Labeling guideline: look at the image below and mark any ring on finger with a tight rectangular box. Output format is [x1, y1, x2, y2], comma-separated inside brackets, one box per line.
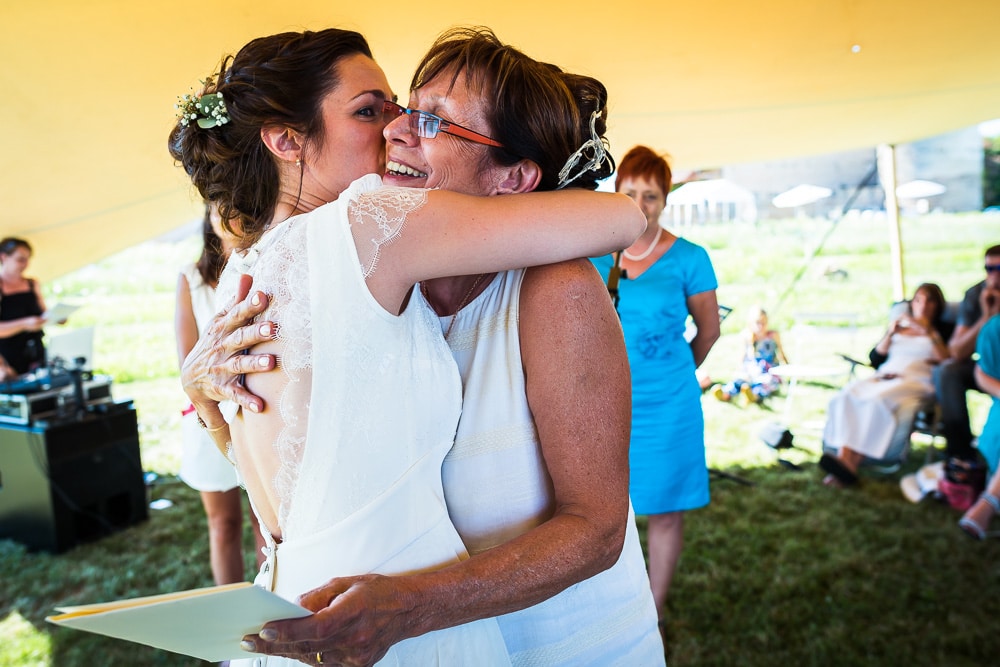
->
[316, 652, 324, 664]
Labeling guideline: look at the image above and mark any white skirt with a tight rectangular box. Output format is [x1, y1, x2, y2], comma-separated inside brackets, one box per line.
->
[178, 410, 240, 492]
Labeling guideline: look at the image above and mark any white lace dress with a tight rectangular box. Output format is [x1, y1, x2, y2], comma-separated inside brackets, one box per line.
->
[218, 175, 511, 666]
[823, 332, 938, 460]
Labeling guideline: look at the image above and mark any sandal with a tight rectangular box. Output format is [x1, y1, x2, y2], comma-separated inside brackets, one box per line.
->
[958, 493, 1000, 540]
[819, 453, 858, 487]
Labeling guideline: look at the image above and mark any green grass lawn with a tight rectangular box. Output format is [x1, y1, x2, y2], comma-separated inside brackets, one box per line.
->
[2, 213, 1000, 665]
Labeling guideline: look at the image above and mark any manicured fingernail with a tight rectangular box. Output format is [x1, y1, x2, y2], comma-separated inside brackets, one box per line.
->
[251, 293, 262, 306]
[259, 323, 272, 337]
[259, 629, 277, 641]
[258, 356, 271, 368]
[240, 640, 256, 651]
[249, 402, 261, 413]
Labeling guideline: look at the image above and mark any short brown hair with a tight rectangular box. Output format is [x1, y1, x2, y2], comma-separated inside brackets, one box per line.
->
[615, 146, 672, 200]
[411, 27, 614, 192]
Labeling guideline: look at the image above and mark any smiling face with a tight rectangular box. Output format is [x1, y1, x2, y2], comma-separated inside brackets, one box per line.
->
[383, 68, 504, 196]
[301, 53, 393, 202]
[617, 175, 666, 228]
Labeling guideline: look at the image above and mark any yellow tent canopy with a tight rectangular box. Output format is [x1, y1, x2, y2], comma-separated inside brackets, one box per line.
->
[4, 0, 999, 281]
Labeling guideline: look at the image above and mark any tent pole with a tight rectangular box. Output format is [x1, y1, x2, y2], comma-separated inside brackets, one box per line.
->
[877, 143, 906, 301]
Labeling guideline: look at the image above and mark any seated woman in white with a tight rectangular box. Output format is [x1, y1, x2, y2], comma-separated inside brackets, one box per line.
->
[820, 283, 951, 487]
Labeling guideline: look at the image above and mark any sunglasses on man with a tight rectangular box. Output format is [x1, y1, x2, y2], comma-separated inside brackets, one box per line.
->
[383, 100, 504, 148]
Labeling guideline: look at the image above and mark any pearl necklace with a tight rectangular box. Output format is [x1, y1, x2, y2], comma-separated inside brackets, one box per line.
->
[622, 226, 663, 262]
[421, 273, 488, 340]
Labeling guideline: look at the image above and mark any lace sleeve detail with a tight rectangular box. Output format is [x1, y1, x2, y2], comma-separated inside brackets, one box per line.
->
[348, 186, 429, 278]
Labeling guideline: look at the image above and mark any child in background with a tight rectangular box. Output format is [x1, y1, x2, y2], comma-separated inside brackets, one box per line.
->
[714, 306, 788, 404]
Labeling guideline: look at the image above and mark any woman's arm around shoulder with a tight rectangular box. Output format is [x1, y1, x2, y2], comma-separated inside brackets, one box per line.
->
[373, 189, 645, 294]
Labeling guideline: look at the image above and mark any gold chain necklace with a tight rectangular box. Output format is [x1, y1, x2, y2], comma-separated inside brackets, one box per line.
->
[421, 273, 488, 340]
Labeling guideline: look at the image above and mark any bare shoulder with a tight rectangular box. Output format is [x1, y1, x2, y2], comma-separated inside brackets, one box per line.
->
[521, 259, 609, 308]
[520, 260, 622, 359]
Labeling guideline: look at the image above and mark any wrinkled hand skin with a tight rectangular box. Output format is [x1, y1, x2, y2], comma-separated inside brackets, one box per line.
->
[243, 574, 420, 667]
[181, 274, 276, 417]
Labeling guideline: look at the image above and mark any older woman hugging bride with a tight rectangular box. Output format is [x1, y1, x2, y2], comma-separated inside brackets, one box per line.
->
[173, 26, 661, 667]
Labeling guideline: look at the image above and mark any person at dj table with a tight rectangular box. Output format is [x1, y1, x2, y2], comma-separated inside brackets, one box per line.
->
[0, 237, 50, 375]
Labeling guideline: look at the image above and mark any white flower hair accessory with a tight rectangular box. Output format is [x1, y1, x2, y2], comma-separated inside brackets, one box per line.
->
[175, 90, 230, 129]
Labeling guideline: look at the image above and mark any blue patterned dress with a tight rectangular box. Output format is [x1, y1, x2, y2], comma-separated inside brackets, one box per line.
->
[593, 238, 718, 514]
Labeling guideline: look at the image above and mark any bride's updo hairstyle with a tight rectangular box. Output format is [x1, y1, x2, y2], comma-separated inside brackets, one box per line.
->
[410, 27, 615, 193]
[168, 29, 373, 245]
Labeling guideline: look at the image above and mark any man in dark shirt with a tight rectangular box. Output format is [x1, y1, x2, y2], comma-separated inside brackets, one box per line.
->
[936, 244, 1000, 459]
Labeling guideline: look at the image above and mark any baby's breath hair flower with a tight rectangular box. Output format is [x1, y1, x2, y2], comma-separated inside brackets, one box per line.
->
[175, 90, 230, 129]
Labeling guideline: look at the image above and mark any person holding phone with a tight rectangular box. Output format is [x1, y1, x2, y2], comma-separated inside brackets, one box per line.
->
[935, 244, 1000, 462]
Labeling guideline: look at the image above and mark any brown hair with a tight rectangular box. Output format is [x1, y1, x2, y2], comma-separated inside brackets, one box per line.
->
[0, 237, 31, 258]
[911, 282, 946, 327]
[615, 145, 673, 201]
[195, 204, 229, 287]
[168, 29, 373, 246]
[410, 27, 614, 192]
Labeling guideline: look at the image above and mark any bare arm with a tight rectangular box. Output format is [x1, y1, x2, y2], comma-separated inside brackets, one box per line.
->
[975, 365, 1000, 399]
[949, 286, 1000, 360]
[174, 273, 198, 368]
[368, 189, 644, 311]
[688, 290, 720, 368]
[243, 260, 632, 666]
[0, 315, 44, 339]
[32, 279, 48, 316]
[773, 331, 789, 364]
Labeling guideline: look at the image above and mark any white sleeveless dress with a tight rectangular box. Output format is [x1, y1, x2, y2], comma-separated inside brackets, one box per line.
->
[823, 332, 938, 460]
[178, 264, 240, 492]
[218, 175, 511, 666]
[431, 269, 665, 667]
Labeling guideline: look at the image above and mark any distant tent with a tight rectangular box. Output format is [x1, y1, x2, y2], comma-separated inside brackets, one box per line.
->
[665, 179, 758, 226]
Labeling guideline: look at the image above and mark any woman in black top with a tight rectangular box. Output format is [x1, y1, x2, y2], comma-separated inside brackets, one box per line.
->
[0, 237, 47, 374]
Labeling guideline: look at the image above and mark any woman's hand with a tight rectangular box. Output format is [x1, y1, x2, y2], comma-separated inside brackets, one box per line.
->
[22, 315, 45, 332]
[181, 274, 277, 417]
[889, 316, 909, 335]
[241, 574, 417, 667]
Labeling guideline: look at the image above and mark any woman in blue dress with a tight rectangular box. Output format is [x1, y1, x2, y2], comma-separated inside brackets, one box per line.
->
[593, 145, 720, 634]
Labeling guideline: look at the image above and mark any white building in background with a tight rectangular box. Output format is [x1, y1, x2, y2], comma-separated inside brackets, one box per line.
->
[721, 126, 985, 219]
[664, 178, 758, 226]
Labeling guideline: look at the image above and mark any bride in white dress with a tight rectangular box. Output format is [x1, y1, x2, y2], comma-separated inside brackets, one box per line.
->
[821, 283, 951, 486]
[169, 29, 644, 666]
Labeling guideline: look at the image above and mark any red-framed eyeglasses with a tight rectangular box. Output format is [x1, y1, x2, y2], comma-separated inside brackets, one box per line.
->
[383, 100, 504, 148]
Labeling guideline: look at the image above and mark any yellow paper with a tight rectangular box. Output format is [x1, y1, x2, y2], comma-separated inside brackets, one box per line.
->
[47, 582, 310, 662]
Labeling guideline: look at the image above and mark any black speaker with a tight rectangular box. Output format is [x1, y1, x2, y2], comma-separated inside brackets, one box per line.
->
[0, 401, 148, 553]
